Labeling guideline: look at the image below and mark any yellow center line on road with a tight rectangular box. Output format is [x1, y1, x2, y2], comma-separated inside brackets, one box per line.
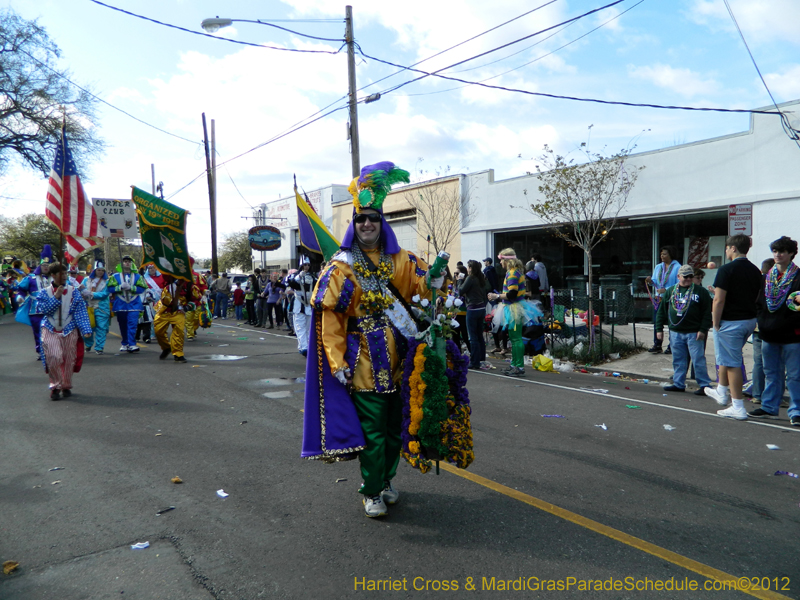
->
[439, 462, 791, 600]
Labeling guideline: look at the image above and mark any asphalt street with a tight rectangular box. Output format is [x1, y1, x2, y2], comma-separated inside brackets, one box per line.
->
[1, 315, 799, 600]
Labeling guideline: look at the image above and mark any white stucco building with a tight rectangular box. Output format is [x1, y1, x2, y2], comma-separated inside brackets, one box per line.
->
[461, 100, 800, 299]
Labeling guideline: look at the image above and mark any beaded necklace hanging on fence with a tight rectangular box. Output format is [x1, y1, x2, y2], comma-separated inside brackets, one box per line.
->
[668, 284, 694, 327]
[351, 242, 395, 314]
[765, 263, 799, 313]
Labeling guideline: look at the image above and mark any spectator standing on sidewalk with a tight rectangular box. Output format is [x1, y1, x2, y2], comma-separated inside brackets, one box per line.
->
[212, 273, 231, 319]
[460, 260, 490, 370]
[263, 273, 283, 329]
[705, 235, 763, 420]
[747, 258, 780, 403]
[748, 237, 800, 425]
[655, 264, 713, 395]
[254, 269, 267, 327]
[245, 274, 258, 325]
[646, 246, 681, 354]
[483, 257, 500, 293]
[233, 283, 245, 321]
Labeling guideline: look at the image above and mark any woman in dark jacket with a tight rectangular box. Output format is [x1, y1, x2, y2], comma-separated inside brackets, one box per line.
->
[245, 274, 258, 326]
[460, 260, 490, 369]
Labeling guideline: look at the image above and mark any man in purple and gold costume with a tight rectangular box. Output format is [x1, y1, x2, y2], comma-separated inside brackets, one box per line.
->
[302, 162, 443, 518]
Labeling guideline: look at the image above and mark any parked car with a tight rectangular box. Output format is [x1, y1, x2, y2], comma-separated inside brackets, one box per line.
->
[228, 273, 248, 290]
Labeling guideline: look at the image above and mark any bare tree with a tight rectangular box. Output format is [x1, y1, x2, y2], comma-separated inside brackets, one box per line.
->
[522, 142, 643, 349]
[402, 164, 476, 257]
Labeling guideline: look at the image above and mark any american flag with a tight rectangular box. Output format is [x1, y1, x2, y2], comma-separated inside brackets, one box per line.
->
[45, 128, 102, 264]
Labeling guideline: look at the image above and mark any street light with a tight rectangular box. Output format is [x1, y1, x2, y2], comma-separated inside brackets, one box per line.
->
[200, 8, 364, 178]
[200, 18, 233, 33]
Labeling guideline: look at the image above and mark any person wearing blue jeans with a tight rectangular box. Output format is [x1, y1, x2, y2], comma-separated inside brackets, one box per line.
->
[107, 256, 146, 353]
[656, 264, 713, 395]
[749, 236, 800, 425]
[459, 261, 490, 369]
[705, 236, 763, 420]
[647, 246, 681, 354]
[748, 258, 777, 402]
[212, 273, 231, 319]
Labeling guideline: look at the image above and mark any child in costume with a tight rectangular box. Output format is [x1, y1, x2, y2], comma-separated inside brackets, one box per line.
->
[106, 255, 146, 353]
[79, 260, 111, 354]
[302, 161, 441, 518]
[37, 263, 92, 400]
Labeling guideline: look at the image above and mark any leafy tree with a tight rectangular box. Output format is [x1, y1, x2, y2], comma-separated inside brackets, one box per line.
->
[522, 142, 644, 350]
[218, 231, 253, 273]
[0, 9, 104, 177]
[402, 163, 476, 258]
[0, 213, 61, 263]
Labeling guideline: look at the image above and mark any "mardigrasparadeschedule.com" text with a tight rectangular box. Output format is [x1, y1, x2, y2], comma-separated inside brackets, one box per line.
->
[354, 575, 792, 593]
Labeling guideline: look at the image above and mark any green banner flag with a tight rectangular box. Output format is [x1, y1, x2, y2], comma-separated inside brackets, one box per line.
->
[131, 186, 192, 281]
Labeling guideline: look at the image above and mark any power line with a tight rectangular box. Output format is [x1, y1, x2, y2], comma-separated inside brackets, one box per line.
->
[167, 101, 352, 201]
[0, 32, 201, 146]
[722, 0, 800, 148]
[359, 44, 783, 117]
[87, 0, 344, 55]
[370, 0, 626, 96]
[402, 0, 645, 98]
[356, 0, 563, 95]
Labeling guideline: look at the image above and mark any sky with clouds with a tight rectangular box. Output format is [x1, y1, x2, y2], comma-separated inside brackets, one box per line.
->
[2, 0, 799, 258]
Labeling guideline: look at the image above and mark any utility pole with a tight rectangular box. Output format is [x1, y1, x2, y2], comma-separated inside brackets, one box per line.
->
[151, 164, 155, 195]
[345, 5, 360, 179]
[202, 113, 219, 275]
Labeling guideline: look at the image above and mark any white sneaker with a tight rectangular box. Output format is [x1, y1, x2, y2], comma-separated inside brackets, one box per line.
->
[363, 494, 388, 517]
[717, 405, 748, 420]
[380, 481, 399, 505]
[128, 345, 140, 353]
[119, 345, 128, 353]
[704, 387, 730, 406]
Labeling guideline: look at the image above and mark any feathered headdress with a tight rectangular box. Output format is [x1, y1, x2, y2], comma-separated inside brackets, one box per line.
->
[348, 161, 410, 214]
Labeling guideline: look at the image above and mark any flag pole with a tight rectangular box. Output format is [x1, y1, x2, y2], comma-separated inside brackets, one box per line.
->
[60, 116, 67, 267]
[58, 115, 67, 327]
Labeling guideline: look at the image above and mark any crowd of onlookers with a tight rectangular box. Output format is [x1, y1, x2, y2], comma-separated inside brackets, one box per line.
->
[650, 235, 800, 426]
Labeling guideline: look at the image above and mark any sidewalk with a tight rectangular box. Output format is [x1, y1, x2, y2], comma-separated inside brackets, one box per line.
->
[570, 323, 754, 386]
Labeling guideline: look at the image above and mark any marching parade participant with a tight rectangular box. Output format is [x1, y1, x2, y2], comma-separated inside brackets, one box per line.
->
[185, 258, 207, 341]
[36, 262, 92, 400]
[138, 263, 165, 344]
[15, 245, 53, 358]
[301, 161, 442, 518]
[106, 255, 146, 353]
[288, 258, 316, 356]
[79, 260, 111, 355]
[154, 273, 201, 363]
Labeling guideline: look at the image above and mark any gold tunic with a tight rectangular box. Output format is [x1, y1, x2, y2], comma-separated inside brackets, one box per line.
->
[313, 248, 430, 392]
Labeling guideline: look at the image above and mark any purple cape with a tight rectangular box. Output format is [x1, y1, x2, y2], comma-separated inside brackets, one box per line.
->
[302, 309, 366, 461]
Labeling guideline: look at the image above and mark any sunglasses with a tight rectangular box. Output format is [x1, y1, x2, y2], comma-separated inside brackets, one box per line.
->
[679, 274, 694, 279]
[354, 213, 382, 224]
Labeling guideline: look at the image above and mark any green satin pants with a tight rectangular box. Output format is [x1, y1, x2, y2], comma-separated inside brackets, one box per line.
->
[508, 323, 524, 368]
[351, 390, 402, 496]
